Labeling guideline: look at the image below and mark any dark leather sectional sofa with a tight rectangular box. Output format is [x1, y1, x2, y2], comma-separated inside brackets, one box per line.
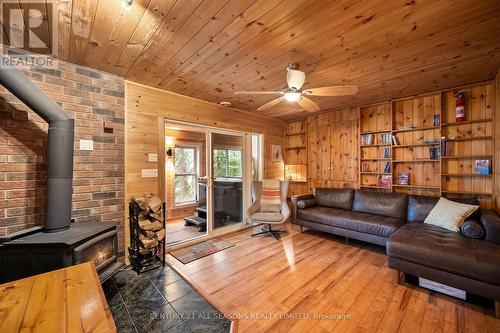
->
[291, 188, 500, 317]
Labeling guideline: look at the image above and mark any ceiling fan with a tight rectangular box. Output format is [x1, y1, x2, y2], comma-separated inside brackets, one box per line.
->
[234, 64, 358, 112]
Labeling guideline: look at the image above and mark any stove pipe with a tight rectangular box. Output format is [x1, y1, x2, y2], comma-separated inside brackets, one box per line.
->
[0, 61, 74, 233]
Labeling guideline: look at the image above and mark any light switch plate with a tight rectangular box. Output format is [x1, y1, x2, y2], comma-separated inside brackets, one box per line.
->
[141, 169, 158, 178]
[148, 153, 158, 162]
[80, 139, 93, 151]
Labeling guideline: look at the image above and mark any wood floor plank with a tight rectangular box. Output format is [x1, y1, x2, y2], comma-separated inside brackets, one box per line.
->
[165, 224, 500, 332]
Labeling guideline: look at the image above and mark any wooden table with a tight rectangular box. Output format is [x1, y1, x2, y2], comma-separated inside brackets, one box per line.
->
[0, 262, 116, 333]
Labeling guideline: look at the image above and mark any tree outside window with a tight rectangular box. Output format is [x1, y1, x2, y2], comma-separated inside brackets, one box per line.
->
[213, 149, 242, 177]
[174, 146, 197, 205]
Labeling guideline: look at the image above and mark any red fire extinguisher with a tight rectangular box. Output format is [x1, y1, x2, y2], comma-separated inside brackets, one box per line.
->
[455, 92, 465, 122]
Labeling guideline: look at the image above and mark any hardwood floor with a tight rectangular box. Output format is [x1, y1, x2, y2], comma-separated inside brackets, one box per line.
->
[166, 224, 500, 332]
[166, 219, 206, 245]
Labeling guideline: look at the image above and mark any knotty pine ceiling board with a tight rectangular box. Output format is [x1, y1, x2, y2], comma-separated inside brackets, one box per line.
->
[11, 0, 500, 119]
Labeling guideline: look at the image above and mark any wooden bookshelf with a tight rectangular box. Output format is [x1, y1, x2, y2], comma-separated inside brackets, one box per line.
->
[285, 119, 308, 196]
[359, 102, 392, 191]
[440, 83, 494, 207]
[356, 81, 495, 207]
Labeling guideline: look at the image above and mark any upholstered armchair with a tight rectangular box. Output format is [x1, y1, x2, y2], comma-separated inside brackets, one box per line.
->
[247, 180, 290, 240]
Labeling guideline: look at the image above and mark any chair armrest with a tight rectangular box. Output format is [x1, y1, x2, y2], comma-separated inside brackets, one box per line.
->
[290, 193, 315, 224]
[247, 201, 260, 221]
[281, 200, 291, 223]
[480, 210, 500, 244]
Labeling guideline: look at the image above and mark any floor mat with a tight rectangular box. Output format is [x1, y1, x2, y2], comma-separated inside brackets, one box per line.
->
[169, 238, 235, 264]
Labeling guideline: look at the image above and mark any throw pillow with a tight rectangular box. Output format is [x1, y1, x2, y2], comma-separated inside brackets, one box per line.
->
[260, 179, 281, 213]
[460, 219, 485, 239]
[424, 197, 479, 232]
[297, 199, 317, 209]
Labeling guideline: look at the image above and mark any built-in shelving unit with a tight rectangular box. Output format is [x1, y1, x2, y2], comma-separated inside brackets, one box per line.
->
[440, 83, 495, 205]
[284, 119, 308, 196]
[357, 81, 495, 208]
[359, 102, 393, 191]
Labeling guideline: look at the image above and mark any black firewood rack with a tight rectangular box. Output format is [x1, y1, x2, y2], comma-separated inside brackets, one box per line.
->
[128, 200, 166, 274]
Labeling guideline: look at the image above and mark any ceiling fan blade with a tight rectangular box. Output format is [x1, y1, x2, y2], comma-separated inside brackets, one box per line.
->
[297, 96, 320, 112]
[303, 86, 358, 96]
[257, 97, 285, 111]
[234, 91, 281, 95]
[286, 69, 306, 89]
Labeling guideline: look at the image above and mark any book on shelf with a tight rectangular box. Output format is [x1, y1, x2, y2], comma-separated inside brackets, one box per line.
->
[361, 134, 374, 145]
[429, 147, 440, 160]
[383, 147, 391, 158]
[383, 161, 391, 173]
[391, 135, 400, 145]
[380, 175, 392, 188]
[474, 160, 491, 175]
[380, 133, 392, 144]
[441, 138, 453, 157]
[433, 114, 440, 126]
[397, 172, 410, 185]
[424, 139, 440, 144]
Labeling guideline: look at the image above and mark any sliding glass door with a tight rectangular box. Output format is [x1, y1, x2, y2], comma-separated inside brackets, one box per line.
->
[209, 132, 245, 232]
[165, 120, 262, 245]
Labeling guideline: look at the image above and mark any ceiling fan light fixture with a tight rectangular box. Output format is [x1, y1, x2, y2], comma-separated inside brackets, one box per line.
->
[284, 91, 301, 102]
[122, 0, 133, 10]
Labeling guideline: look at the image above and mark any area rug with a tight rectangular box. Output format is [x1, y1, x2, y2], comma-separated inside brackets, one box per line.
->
[169, 238, 235, 264]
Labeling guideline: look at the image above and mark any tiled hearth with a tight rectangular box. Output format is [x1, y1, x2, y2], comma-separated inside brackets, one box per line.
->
[103, 267, 231, 332]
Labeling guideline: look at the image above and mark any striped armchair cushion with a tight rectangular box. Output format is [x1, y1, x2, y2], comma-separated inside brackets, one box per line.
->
[260, 179, 281, 213]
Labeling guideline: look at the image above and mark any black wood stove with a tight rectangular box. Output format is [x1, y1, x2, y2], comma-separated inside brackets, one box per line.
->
[0, 58, 122, 283]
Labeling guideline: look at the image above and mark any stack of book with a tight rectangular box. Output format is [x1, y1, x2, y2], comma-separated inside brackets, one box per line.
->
[383, 147, 391, 158]
[361, 134, 374, 145]
[391, 135, 400, 145]
[429, 147, 440, 160]
[441, 138, 452, 157]
[380, 133, 392, 144]
[383, 161, 391, 173]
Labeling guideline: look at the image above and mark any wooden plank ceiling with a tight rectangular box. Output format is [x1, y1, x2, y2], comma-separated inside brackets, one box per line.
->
[25, 1, 500, 118]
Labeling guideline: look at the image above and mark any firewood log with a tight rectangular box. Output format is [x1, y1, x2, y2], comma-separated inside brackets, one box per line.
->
[139, 235, 158, 249]
[156, 229, 165, 241]
[149, 211, 163, 222]
[139, 229, 155, 239]
[138, 219, 162, 232]
[148, 195, 162, 213]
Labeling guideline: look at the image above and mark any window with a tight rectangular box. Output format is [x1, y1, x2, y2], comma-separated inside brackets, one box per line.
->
[174, 146, 198, 205]
[213, 149, 242, 177]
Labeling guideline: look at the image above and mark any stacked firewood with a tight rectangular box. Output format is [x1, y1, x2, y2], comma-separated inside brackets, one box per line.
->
[132, 194, 165, 254]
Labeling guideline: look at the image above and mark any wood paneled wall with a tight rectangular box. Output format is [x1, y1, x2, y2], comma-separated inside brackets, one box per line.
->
[307, 107, 359, 191]
[125, 81, 284, 257]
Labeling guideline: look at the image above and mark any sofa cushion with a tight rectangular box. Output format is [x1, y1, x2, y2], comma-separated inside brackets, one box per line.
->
[407, 195, 439, 222]
[460, 219, 484, 239]
[424, 197, 479, 232]
[314, 188, 354, 210]
[297, 198, 318, 209]
[297, 206, 402, 238]
[352, 191, 408, 220]
[387, 223, 500, 286]
[252, 212, 283, 222]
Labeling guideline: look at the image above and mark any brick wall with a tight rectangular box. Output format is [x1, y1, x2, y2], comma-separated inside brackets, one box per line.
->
[0, 56, 125, 255]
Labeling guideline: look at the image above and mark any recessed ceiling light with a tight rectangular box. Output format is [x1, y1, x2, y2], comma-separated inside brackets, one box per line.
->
[219, 101, 231, 107]
[122, 0, 133, 10]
